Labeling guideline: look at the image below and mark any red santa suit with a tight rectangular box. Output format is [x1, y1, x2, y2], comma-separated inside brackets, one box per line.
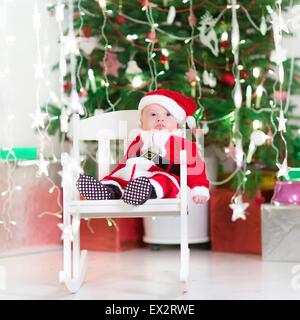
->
[77, 88, 210, 203]
[100, 129, 210, 199]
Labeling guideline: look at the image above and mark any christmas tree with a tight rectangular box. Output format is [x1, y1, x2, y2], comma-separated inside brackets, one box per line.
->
[44, 0, 300, 195]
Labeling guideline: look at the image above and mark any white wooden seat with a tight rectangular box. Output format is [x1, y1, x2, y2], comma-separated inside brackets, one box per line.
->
[59, 110, 190, 294]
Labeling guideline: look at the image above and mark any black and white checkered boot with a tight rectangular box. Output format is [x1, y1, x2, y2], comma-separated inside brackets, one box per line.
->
[76, 174, 115, 200]
[122, 177, 156, 206]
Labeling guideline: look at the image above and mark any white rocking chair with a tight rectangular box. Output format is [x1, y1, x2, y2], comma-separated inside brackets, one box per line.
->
[59, 110, 190, 294]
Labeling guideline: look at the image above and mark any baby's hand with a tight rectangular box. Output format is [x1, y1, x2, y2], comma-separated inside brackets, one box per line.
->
[192, 195, 209, 204]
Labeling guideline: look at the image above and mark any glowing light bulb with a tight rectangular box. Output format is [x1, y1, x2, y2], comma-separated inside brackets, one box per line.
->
[221, 31, 228, 42]
[252, 120, 262, 130]
[161, 48, 169, 56]
[255, 85, 264, 107]
[253, 67, 260, 79]
[88, 69, 97, 93]
[246, 85, 252, 108]
[49, 186, 55, 194]
[131, 75, 143, 88]
[98, 0, 106, 8]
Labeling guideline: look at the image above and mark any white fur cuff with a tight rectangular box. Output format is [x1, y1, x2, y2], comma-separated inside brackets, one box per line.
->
[191, 186, 210, 200]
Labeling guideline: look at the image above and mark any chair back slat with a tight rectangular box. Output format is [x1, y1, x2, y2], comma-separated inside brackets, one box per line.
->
[74, 110, 140, 179]
[77, 110, 140, 141]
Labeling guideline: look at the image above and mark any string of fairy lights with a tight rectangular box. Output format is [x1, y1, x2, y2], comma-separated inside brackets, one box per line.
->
[0, 0, 65, 238]
[0, 0, 18, 234]
[31, 0, 64, 224]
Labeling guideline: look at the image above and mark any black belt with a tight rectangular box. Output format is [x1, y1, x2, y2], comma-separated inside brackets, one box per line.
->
[136, 150, 180, 177]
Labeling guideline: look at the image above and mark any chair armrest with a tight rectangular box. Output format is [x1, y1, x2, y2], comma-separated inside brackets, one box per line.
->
[179, 149, 187, 203]
[61, 152, 80, 202]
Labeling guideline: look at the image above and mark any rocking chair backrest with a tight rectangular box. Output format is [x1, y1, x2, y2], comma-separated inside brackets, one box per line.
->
[72, 110, 140, 179]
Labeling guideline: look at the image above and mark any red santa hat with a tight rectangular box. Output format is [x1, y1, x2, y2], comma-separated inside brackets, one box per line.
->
[138, 89, 197, 128]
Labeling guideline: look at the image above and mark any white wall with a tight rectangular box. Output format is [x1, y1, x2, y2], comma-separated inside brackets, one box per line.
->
[0, 0, 60, 156]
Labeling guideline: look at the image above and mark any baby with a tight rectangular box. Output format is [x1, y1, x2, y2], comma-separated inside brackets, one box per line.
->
[77, 89, 210, 205]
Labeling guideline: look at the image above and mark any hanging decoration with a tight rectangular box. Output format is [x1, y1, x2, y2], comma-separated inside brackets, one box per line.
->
[160, 48, 169, 70]
[78, 37, 99, 55]
[228, 0, 250, 222]
[116, 15, 126, 24]
[198, 12, 219, 57]
[276, 158, 290, 180]
[146, 30, 158, 44]
[166, 6, 176, 25]
[186, 68, 197, 97]
[277, 109, 287, 133]
[220, 71, 235, 87]
[125, 60, 142, 75]
[246, 130, 269, 163]
[188, 13, 197, 28]
[100, 51, 123, 77]
[203, 70, 216, 88]
[260, 16, 268, 36]
[268, 2, 290, 180]
[229, 195, 249, 222]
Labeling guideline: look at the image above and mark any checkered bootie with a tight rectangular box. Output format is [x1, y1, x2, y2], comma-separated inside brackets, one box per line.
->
[76, 174, 115, 200]
[122, 177, 157, 206]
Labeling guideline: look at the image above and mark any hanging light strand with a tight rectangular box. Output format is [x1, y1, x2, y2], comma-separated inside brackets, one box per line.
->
[188, 0, 204, 119]
[99, 1, 117, 111]
[144, 3, 158, 91]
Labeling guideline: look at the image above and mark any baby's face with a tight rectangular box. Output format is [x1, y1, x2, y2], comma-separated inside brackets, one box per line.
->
[140, 104, 178, 131]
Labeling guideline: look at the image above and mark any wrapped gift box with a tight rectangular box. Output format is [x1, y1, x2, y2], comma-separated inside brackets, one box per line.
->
[210, 188, 262, 254]
[0, 162, 62, 254]
[80, 218, 144, 252]
[262, 204, 300, 262]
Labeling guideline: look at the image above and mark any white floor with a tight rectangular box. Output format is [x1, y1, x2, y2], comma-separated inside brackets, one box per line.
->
[0, 246, 299, 300]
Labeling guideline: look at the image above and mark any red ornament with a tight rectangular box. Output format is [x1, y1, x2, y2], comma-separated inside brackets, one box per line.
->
[116, 15, 126, 25]
[146, 31, 158, 44]
[139, 0, 151, 8]
[275, 90, 288, 102]
[188, 14, 197, 28]
[82, 26, 91, 38]
[240, 70, 249, 79]
[79, 88, 88, 97]
[220, 71, 235, 87]
[221, 40, 230, 49]
[63, 81, 72, 93]
[186, 68, 197, 83]
[160, 54, 168, 64]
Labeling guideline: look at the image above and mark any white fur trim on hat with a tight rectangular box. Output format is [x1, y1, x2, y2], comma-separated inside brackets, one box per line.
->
[186, 115, 196, 129]
[138, 94, 187, 124]
[191, 186, 210, 200]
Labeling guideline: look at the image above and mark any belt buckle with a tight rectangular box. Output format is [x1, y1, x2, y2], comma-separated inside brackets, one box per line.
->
[141, 150, 158, 161]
